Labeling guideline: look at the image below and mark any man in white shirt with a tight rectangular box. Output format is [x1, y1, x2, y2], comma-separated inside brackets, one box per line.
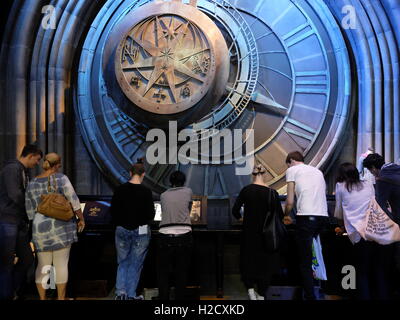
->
[283, 151, 328, 300]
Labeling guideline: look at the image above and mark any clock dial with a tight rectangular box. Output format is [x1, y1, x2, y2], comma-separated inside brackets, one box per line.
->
[215, 0, 350, 193]
[115, 14, 216, 114]
[76, 0, 351, 198]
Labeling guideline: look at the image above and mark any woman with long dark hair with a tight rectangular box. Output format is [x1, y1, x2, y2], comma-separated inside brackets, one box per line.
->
[334, 162, 392, 299]
[232, 164, 284, 300]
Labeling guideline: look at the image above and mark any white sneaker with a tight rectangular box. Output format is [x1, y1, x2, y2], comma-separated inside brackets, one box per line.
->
[248, 288, 257, 300]
[128, 295, 144, 300]
[256, 293, 265, 300]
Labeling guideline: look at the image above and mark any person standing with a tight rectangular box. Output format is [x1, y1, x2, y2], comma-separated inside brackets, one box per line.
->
[0, 144, 43, 300]
[232, 164, 284, 300]
[283, 151, 328, 300]
[157, 171, 193, 300]
[363, 153, 400, 291]
[334, 162, 391, 299]
[363, 153, 400, 224]
[110, 160, 155, 300]
[25, 153, 85, 300]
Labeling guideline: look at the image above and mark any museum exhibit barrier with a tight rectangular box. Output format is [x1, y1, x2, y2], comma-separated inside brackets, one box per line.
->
[63, 194, 372, 300]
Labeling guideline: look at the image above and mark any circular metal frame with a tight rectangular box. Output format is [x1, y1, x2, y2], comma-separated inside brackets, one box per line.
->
[114, 1, 226, 115]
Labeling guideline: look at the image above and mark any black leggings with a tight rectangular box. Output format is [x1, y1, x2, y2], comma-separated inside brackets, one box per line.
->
[354, 239, 393, 300]
[156, 232, 193, 300]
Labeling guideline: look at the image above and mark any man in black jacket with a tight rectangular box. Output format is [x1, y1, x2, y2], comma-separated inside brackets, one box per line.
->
[363, 153, 400, 224]
[363, 153, 400, 294]
[0, 145, 42, 300]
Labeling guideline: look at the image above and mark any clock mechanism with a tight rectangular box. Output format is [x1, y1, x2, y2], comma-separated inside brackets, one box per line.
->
[76, 0, 351, 198]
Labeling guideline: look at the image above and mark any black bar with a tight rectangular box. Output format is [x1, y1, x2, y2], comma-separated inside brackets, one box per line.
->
[216, 232, 224, 298]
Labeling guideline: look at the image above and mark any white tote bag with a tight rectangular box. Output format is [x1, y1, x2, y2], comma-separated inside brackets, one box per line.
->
[363, 198, 400, 245]
[311, 235, 327, 281]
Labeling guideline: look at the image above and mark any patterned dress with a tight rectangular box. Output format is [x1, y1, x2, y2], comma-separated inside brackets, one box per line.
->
[25, 173, 81, 252]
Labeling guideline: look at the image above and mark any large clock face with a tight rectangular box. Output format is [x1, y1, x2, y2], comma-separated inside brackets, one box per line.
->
[76, 0, 350, 198]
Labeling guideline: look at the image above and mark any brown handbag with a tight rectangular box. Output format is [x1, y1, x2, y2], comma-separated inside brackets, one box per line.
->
[37, 175, 74, 221]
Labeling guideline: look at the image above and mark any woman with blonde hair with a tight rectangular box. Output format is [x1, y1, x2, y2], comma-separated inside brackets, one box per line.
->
[25, 153, 84, 300]
[232, 163, 284, 300]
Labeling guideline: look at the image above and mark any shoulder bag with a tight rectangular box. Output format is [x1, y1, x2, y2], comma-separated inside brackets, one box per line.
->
[262, 189, 287, 252]
[362, 197, 400, 245]
[37, 175, 74, 221]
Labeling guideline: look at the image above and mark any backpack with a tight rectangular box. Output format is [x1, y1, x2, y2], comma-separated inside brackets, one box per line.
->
[262, 189, 287, 252]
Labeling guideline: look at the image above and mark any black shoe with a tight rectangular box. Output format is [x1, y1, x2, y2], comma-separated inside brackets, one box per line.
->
[13, 291, 26, 301]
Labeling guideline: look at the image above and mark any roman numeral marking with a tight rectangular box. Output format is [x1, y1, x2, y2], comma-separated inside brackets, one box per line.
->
[258, 50, 286, 55]
[255, 154, 278, 178]
[284, 118, 316, 141]
[282, 23, 314, 47]
[295, 71, 328, 95]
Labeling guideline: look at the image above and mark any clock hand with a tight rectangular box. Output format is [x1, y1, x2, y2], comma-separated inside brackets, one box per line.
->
[251, 91, 287, 116]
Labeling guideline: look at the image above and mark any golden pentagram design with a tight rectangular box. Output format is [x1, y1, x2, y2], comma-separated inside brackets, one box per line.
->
[115, 14, 216, 114]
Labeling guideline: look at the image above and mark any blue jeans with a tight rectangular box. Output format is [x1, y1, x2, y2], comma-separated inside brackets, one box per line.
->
[115, 226, 150, 298]
[0, 222, 34, 300]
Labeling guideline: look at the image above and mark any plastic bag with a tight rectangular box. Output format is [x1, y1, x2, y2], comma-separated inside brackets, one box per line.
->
[262, 189, 287, 252]
[311, 235, 327, 281]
